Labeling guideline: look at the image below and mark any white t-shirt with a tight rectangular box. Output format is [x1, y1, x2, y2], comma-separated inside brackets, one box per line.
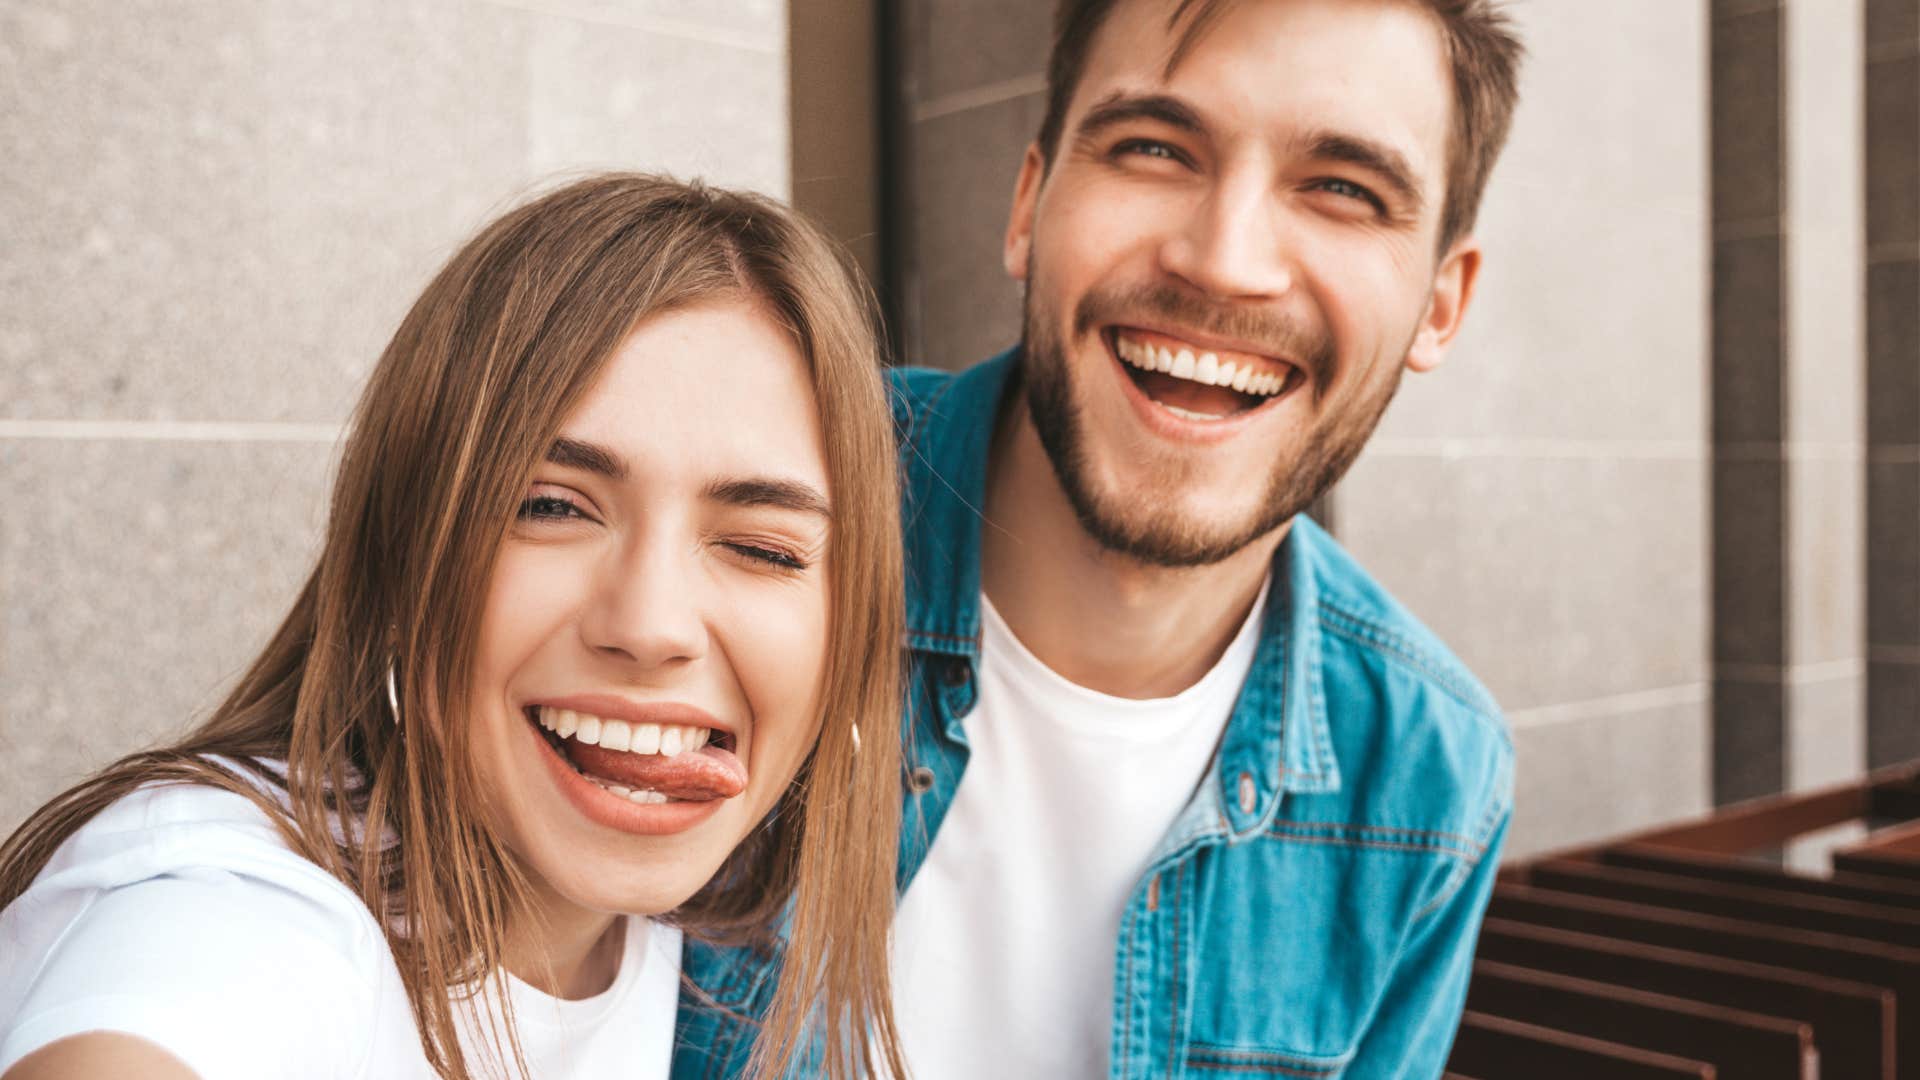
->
[0, 777, 682, 1080]
[888, 581, 1268, 1079]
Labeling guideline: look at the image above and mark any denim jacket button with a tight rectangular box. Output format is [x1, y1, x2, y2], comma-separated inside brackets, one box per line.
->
[908, 766, 936, 793]
[1238, 771, 1256, 814]
[941, 656, 969, 686]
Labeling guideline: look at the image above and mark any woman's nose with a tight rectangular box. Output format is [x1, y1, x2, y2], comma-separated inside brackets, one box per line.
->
[576, 537, 709, 669]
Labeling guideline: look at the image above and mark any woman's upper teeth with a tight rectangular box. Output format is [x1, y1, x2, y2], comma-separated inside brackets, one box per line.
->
[537, 706, 712, 756]
[1116, 332, 1288, 396]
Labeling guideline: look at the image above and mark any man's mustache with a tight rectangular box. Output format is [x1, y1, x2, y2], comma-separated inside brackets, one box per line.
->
[1071, 283, 1334, 381]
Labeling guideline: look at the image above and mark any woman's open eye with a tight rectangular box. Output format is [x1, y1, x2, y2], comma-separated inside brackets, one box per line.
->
[726, 541, 809, 573]
[517, 492, 588, 522]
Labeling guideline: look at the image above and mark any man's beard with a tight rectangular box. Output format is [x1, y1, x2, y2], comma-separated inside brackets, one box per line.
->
[1020, 281, 1406, 569]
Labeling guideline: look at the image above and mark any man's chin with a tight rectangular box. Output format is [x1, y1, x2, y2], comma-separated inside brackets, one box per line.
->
[1065, 486, 1291, 569]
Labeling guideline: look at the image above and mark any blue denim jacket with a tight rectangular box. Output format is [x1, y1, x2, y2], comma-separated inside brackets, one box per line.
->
[674, 349, 1514, 1079]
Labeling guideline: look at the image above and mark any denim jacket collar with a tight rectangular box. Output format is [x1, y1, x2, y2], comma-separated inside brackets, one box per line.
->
[897, 347, 1341, 840]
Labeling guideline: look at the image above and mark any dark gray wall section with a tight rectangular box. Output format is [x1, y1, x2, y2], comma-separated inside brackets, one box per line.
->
[1867, 0, 1920, 767]
[1711, 2, 1790, 804]
[886, 0, 1049, 371]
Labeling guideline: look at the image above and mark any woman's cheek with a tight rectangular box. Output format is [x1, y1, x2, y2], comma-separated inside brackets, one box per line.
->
[730, 580, 832, 798]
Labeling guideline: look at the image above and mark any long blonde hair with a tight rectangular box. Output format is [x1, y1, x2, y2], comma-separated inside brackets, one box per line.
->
[0, 173, 908, 1080]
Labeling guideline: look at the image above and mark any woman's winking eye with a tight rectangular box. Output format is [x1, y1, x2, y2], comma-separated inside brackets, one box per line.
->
[723, 539, 810, 573]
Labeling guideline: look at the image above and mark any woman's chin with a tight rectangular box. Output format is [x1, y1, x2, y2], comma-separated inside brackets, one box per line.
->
[528, 838, 732, 920]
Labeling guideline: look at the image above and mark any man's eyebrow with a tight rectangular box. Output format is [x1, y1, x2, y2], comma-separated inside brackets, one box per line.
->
[545, 436, 627, 480]
[705, 476, 833, 519]
[1303, 130, 1426, 213]
[1074, 92, 1208, 141]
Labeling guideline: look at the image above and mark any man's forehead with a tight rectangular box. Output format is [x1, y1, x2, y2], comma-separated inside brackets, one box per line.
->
[1071, 0, 1452, 183]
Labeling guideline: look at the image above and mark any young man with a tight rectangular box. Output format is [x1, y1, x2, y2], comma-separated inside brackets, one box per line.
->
[677, 0, 1522, 1075]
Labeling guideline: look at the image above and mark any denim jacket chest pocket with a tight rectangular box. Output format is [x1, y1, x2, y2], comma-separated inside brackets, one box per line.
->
[1120, 824, 1475, 1079]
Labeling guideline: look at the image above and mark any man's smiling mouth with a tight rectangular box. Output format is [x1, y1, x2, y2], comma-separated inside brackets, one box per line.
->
[1106, 326, 1304, 421]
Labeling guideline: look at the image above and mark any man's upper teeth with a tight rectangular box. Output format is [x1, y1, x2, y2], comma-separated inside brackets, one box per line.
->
[1117, 334, 1287, 396]
[537, 706, 712, 756]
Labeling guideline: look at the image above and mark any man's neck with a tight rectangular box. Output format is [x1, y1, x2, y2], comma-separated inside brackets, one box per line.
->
[981, 398, 1283, 700]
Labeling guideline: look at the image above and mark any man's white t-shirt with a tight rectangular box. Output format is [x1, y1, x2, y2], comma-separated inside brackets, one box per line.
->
[0, 778, 682, 1080]
[889, 581, 1269, 1079]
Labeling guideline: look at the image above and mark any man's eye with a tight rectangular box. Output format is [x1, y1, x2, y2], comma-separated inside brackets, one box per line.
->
[1113, 138, 1185, 164]
[1315, 178, 1385, 212]
[517, 494, 585, 521]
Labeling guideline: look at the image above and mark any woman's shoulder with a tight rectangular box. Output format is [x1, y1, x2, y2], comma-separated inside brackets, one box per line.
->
[32, 767, 360, 900]
[1, 774, 414, 1080]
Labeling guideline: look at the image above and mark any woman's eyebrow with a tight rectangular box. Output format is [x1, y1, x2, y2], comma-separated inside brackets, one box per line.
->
[705, 476, 833, 518]
[545, 436, 628, 480]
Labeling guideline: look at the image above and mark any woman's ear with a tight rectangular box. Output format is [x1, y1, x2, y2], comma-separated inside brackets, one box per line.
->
[1406, 238, 1482, 374]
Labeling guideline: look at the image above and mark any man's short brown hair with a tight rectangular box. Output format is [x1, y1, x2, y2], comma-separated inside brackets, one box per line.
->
[1035, 0, 1524, 249]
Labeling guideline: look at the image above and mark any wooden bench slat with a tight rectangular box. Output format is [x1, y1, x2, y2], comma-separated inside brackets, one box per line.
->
[1468, 958, 1813, 1080]
[1448, 1011, 1714, 1079]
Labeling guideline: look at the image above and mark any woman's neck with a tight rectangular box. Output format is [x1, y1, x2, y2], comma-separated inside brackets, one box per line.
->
[501, 884, 626, 1000]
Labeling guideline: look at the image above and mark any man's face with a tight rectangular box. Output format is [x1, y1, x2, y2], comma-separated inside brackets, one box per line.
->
[1007, 0, 1478, 567]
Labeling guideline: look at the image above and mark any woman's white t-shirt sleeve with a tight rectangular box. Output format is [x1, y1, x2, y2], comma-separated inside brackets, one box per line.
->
[0, 781, 402, 1080]
[2, 780, 682, 1080]
[1, 867, 379, 1080]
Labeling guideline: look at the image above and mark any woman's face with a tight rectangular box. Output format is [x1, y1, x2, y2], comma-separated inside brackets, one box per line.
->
[468, 298, 832, 917]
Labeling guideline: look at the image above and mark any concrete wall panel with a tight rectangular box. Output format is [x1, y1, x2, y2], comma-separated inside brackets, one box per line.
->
[0, 0, 791, 836]
[1337, 452, 1707, 714]
[0, 438, 334, 826]
[1508, 700, 1711, 861]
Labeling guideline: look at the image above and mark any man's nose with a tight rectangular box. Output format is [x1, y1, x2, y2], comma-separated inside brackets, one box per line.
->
[1158, 170, 1295, 302]
[577, 534, 709, 670]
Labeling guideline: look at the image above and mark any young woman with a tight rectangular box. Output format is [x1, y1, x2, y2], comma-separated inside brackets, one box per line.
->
[0, 174, 907, 1080]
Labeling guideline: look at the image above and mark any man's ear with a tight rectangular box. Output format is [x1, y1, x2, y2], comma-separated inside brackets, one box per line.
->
[1406, 238, 1482, 374]
[1004, 142, 1046, 281]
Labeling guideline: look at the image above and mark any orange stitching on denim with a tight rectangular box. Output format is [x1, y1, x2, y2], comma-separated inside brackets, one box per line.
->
[1118, 898, 1138, 1067]
[1268, 818, 1484, 852]
[1190, 1045, 1344, 1060]
[1189, 1042, 1349, 1076]
[1189, 1060, 1341, 1076]
[1190, 1045, 1351, 1066]
[1264, 830, 1480, 861]
[1317, 605, 1504, 728]
[1168, 867, 1184, 1077]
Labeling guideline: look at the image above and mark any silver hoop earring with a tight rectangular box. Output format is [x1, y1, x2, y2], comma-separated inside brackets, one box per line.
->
[385, 661, 401, 727]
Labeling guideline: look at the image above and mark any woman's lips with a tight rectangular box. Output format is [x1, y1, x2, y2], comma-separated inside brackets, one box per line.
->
[521, 708, 733, 836]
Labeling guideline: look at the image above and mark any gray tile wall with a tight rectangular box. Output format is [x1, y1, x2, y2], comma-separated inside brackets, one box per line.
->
[1783, 0, 1869, 793]
[1867, 0, 1920, 767]
[1710, 1, 1791, 804]
[1349, 0, 1715, 856]
[888, 0, 1049, 372]
[0, 0, 788, 833]
[1705, 0, 1872, 804]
